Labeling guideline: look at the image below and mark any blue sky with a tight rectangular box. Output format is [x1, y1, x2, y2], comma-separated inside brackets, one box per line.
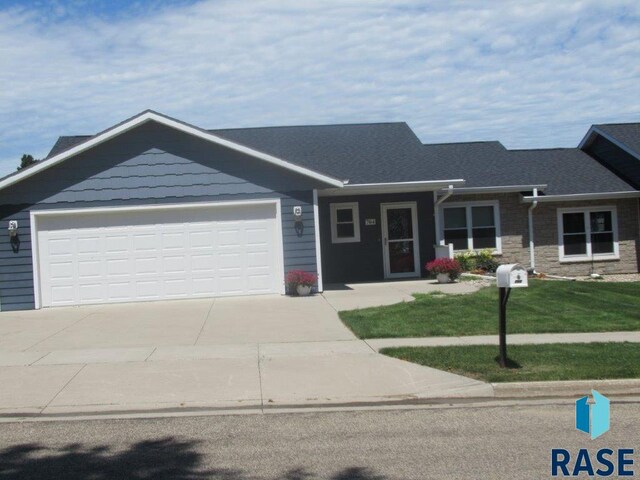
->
[0, 0, 638, 175]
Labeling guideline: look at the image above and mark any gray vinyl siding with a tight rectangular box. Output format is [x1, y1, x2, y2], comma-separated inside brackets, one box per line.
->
[584, 135, 640, 189]
[319, 192, 436, 284]
[0, 122, 323, 311]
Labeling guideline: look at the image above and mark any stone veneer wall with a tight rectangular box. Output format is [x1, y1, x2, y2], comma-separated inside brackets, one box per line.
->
[442, 194, 639, 276]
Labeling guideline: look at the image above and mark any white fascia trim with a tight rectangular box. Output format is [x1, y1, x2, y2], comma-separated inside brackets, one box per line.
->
[30, 198, 281, 217]
[579, 126, 640, 160]
[318, 179, 465, 197]
[452, 184, 547, 195]
[29, 211, 42, 309]
[522, 191, 640, 203]
[0, 111, 344, 192]
[312, 189, 324, 292]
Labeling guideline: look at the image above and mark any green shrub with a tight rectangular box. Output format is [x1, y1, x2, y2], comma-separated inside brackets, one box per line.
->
[475, 249, 500, 273]
[454, 251, 477, 272]
[454, 249, 499, 273]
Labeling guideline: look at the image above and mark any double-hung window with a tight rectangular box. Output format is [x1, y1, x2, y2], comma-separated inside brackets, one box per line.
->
[330, 202, 360, 243]
[558, 207, 618, 261]
[441, 201, 501, 252]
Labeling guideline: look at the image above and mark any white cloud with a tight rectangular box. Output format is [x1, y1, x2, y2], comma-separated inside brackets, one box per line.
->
[0, 0, 638, 174]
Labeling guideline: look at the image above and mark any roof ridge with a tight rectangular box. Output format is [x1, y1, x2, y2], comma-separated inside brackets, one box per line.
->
[508, 147, 581, 152]
[423, 141, 503, 146]
[209, 121, 408, 132]
[594, 122, 640, 127]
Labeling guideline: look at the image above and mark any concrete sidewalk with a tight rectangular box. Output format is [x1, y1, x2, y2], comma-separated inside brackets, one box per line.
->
[0, 289, 495, 417]
[365, 331, 640, 350]
[0, 340, 493, 416]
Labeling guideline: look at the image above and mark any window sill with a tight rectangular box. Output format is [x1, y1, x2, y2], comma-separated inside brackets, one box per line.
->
[452, 250, 502, 256]
[559, 256, 619, 264]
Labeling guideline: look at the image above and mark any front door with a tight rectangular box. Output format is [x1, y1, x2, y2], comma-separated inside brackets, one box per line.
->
[381, 202, 421, 279]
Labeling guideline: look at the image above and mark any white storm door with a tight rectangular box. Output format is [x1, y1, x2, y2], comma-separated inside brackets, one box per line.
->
[381, 202, 421, 279]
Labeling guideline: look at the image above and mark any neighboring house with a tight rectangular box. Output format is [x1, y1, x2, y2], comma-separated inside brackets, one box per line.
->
[579, 123, 640, 190]
[0, 110, 637, 311]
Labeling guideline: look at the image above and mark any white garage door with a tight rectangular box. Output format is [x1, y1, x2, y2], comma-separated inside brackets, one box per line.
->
[35, 202, 282, 307]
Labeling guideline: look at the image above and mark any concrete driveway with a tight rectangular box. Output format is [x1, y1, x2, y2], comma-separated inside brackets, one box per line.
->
[0, 287, 492, 416]
[0, 295, 354, 353]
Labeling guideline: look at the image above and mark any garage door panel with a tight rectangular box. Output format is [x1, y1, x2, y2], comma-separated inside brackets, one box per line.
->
[78, 283, 104, 303]
[163, 255, 187, 274]
[163, 278, 189, 297]
[247, 251, 269, 267]
[49, 261, 74, 281]
[218, 229, 241, 247]
[161, 231, 187, 250]
[135, 280, 160, 299]
[36, 202, 282, 307]
[107, 281, 132, 300]
[106, 258, 130, 276]
[192, 277, 216, 295]
[248, 274, 272, 293]
[77, 260, 102, 279]
[219, 277, 244, 295]
[47, 237, 74, 256]
[135, 257, 160, 275]
[134, 233, 160, 251]
[105, 234, 129, 254]
[50, 285, 75, 304]
[191, 254, 215, 272]
[189, 230, 214, 249]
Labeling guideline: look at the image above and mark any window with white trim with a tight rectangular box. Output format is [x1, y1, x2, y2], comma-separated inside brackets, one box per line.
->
[558, 207, 618, 261]
[330, 202, 360, 243]
[441, 201, 501, 252]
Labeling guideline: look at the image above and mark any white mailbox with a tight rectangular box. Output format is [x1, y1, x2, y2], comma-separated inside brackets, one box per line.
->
[496, 264, 528, 288]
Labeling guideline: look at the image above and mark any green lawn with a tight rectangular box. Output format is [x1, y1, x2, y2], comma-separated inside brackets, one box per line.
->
[381, 343, 640, 382]
[339, 280, 640, 338]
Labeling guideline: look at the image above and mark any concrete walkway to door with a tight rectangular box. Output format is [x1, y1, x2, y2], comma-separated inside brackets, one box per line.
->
[322, 279, 484, 311]
[0, 290, 491, 417]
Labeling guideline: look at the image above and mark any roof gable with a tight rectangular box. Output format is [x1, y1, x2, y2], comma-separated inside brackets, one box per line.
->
[0, 110, 344, 192]
[579, 123, 640, 160]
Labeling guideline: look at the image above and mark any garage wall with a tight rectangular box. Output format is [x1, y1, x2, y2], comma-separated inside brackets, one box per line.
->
[0, 122, 322, 310]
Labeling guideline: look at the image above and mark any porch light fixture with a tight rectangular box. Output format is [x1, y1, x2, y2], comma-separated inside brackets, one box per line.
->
[8, 220, 18, 238]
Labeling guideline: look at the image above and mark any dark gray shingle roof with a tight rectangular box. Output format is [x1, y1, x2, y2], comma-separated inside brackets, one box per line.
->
[46, 135, 92, 158]
[44, 120, 636, 195]
[420, 143, 636, 195]
[594, 123, 640, 155]
[210, 123, 453, 184]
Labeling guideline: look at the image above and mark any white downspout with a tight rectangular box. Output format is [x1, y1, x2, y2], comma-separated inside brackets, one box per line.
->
[528, 188, 539, 273]
[434, 185, 454, 246]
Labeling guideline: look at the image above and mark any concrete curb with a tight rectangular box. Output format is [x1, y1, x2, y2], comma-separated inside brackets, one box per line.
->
[1, 390, 639, 423]
[493, 378, 640, 398]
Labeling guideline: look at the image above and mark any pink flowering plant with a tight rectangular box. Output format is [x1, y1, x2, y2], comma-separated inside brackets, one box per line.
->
[286, 270, 318, 293]
[425, 258, 462, 279]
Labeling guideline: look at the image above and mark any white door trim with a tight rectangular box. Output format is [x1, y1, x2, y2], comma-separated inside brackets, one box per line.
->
[30, 198, 285, 309]
[312, 189, 324, 292]
[380, 202, 421, 279]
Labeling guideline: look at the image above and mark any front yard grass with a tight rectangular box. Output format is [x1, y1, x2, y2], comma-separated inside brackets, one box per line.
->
[339, 280, 640, 338]
[381, 343, 640, 382]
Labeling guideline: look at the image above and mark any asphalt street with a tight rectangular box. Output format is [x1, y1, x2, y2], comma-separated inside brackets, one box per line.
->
[0, 401, 638, 479]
